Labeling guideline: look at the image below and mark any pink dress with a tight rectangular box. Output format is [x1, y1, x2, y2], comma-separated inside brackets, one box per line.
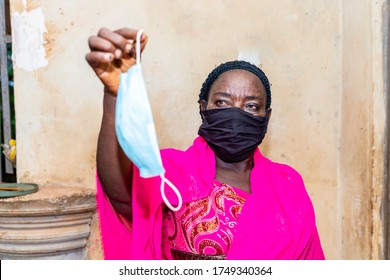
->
[96, 136, 325, 260]
[162, 181, 248, 260]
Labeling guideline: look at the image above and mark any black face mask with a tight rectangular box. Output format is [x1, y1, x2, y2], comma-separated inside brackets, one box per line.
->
[198, 107, 269, 163]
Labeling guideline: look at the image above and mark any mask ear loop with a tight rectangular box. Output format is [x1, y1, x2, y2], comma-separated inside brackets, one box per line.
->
[135, 29, 182, 211]
[135, 29, 143, 65]
[160, 175, 183, 212]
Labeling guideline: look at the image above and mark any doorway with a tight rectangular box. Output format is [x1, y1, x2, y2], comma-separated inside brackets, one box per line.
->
[0, 0, 16, 182]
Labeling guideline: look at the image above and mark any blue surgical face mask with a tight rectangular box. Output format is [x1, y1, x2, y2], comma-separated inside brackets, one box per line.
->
[115, 30, 182, 212]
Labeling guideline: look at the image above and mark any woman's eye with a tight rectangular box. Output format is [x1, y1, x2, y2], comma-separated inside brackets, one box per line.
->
[215, 100, 229, 107]
[246, 104, 260, 111]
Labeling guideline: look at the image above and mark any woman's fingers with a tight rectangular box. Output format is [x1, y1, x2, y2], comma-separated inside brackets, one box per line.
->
[86, 27, 147, 95]
[88, 35, 117, 54]
[88, 28, 147, 61]
[114, 27, 140, 41]
[88, 28, 133, 60]
[85, 51, 113, 68]
[86, 27, 147, 72]
[115, 28, 148, 56]
[98, 28, 135, 56]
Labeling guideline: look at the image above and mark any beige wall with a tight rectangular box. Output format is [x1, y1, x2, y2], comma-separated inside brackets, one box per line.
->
[340, 0, 387, 259]
[9, 0, 387, 259]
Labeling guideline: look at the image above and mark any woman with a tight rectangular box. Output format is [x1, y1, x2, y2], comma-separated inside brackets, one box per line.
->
[86, 27, 325, 260]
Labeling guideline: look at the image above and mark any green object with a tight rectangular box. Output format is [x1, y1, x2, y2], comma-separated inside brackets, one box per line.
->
[7, 43, 13, 79]
[0, 183, 39, 198]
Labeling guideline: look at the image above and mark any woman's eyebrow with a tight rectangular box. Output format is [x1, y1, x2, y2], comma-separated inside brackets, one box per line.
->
[244, 95, 261, 101]
[212, 92, 231, 98]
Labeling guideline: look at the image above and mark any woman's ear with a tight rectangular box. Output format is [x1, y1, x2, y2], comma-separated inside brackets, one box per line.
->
[266, 108, 272, 119]
[200, 100, 207, 111]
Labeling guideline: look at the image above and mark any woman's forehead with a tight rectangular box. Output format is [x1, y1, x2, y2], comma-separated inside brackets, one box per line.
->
[210, 69, 266, 96]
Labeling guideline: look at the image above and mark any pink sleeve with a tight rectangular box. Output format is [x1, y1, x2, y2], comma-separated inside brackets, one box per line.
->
[96, 174, 132, 260]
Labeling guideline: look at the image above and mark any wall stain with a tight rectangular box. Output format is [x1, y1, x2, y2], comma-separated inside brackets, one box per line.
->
[12, 0, 41, 13]
[43, 21, 56, 59]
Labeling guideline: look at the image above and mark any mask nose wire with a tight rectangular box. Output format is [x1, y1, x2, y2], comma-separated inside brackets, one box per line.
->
[160, 174, 183, 212]
[136, 29, 143, 65]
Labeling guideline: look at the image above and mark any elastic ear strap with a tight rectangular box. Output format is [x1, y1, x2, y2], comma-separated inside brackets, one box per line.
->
[160, 175, 183, 212]
[136, 29, 143, 64]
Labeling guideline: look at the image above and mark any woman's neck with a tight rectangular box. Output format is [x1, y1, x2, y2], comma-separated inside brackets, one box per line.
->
[214, 155, 254, 193]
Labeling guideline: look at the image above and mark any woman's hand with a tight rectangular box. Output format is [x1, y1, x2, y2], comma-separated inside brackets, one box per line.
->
[85, 27, 148, 95]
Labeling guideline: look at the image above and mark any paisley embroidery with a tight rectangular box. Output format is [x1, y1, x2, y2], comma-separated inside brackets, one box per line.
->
[162, 181, 248, 259]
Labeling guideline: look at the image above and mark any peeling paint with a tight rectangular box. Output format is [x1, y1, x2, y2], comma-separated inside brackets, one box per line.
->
[12, 7, 48, 71]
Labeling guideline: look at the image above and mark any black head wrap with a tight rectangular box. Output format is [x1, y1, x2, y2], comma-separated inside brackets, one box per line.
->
[198, 60, 271, 115]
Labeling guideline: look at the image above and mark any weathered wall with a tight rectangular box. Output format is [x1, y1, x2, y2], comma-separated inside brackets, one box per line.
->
[340, 0, 374, 259]
[340, 0, 387, 259]
[9, 0, 387, 259]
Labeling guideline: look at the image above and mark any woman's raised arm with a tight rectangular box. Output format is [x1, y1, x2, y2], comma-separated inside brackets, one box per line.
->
[85, 27, 148, 222]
